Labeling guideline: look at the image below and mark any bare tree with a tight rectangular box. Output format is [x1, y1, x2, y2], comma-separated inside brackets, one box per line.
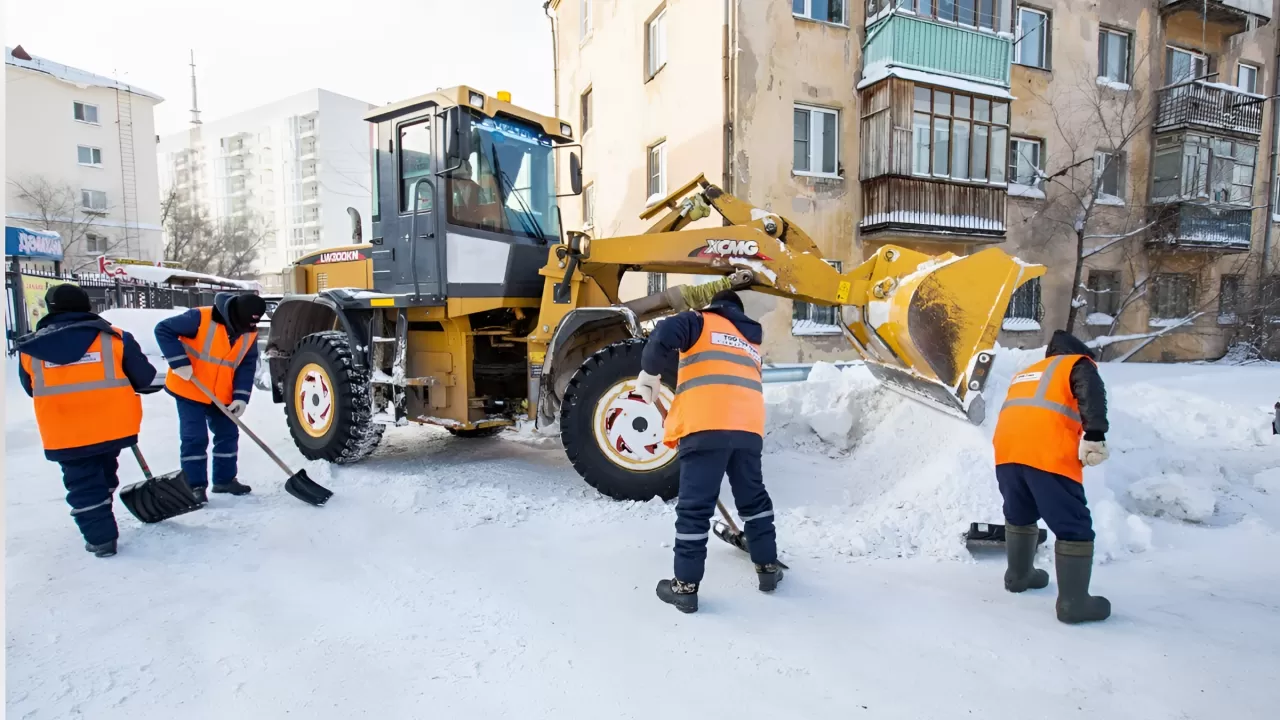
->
[161, 187, 269, 279]
[7, 175, 122, 271]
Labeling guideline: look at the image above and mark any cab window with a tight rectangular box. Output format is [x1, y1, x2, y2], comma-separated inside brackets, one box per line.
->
[399, 120, 432, 213]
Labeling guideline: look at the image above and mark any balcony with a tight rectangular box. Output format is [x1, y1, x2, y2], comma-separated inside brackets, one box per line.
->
[1148, 203, 1253, 253]
[861, 11, 1012, 89]
[860, 176, 1006, 241]
[1155, 82, 1264, 138]
[302, 192, 320, 205]
[1159, 0, 1271, 28]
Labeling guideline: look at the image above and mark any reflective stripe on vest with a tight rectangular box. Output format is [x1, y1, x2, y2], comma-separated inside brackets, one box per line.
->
[23, 327, 144, 451]
[29, 332, 131, 396]
[167, 307, 256, 405]
[662, 313, 765, 446]
[186, 319, 254, 368]
[999, 355, 1082, 423]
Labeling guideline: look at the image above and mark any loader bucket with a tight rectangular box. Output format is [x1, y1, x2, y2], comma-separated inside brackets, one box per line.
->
[844, 246, 1045, 424]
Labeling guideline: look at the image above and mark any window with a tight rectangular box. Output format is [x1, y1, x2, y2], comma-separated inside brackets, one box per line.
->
[792, 260, 844, 335]
[83, 233, 107, 254]
[875, 0, 996, 30]
[1008, 137, 1043, 190]
[580, 87, 593, 134]
[647, 141, 667, 201]
[77, 145, 103, 167]
[1086, 270, 1120, 317]
[647, 272, 668, 294]
[1153, 134, 1256, 205]
[1150, 274, 1196, 320]
[793, 104, 840, 177]
[1094, 150, 1125, 201]
[1015, 8, 1048, 70]
[646, 7, 667, 80]
[911, 86, 1008, 183]
[1166, 46, 1207, 85]
[1238, 63, 1259, 94]
[1219, 274, 1242, 324]
[580, 0, 592, 40]
[1098, 28, 1131, 85]
[1003, 277, 1042, 331]
[583, 183, 596, 226]
[73, 102, 99, 124]
[80, 189, 107, 212]
[399, 120, 432, 213]
[796, 0, 846, 24]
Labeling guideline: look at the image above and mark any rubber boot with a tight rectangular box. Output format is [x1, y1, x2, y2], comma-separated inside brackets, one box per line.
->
[1004, 523, 1050, 593]
[1054, 540, 1111, 624]
[212, 479, 252, 496]
[191, 487, 208, 505]
[655, 579, 699, 614]
[85, 539, 117, 558]
[755, 563, 784, 593]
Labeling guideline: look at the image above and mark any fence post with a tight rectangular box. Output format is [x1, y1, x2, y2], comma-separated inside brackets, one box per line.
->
[9, 256, 27, 340]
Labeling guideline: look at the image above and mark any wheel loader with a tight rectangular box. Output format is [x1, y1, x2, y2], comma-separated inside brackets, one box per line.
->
[265, 85, 1045, 502]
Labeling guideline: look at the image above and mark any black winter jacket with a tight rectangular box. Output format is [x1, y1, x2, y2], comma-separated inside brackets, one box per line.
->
[1045, 330, 1108, 440]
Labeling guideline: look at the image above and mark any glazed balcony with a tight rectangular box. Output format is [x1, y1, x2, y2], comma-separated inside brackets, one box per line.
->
[860, 176, 1006, 242]
[1159, 0, 1271, 28]
[862, 10, 1012, 89]
[1148, 203, 1253, 253]
[1155, 81, 1264, 138]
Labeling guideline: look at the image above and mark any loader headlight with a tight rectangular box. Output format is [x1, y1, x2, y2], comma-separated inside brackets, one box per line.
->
[560, 122, 573, 138]
[468, 91, 486, 109]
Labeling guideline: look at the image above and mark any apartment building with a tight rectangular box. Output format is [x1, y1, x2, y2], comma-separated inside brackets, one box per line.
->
[551, 0, 1279, 362]
[5, 46, 165, 271]
[157, 89, 374, 290]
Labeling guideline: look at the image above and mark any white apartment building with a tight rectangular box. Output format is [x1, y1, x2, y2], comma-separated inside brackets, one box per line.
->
[157, 89, 374, 288]
[5, 45, 165, 270]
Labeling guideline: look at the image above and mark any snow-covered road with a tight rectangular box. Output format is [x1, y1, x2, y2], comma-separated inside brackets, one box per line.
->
[6, 354, 1280, 718]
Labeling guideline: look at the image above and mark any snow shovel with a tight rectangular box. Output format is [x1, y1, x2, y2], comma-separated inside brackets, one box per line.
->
[964, 522, 1048, 549]
[188, 376, 334, 507]
[712, 501, 790, 569]
[119, 446, 204, 523]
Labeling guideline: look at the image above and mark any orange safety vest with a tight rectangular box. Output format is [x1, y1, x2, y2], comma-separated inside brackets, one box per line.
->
[662, 312, 765, 447]
[992, 354, 1093, 483]
[165, 307, 257, 405]
[21, 328, 143, 451]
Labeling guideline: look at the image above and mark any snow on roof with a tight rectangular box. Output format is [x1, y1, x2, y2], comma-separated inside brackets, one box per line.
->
[5, 46, 163, 102]
[111, 263, 260, 290]
[858, 64, 1015, 101]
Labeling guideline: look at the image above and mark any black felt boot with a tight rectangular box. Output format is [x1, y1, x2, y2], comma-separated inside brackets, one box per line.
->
[655, 579, 699, 613]
[1004, 523, 1050, 593]
[1054, 541, 1111, 624]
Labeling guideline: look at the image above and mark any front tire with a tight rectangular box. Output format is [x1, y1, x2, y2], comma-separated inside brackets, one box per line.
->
[284, 331, 385, 464]
[560, 339, 680, 501]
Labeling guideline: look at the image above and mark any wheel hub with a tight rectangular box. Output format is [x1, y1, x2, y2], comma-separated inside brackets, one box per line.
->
[591, 379, 676, 472]
[294, 363, 335, 438]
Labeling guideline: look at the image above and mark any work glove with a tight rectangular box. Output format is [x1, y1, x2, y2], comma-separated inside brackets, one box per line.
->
[227, 400, 247, 418]
[633, 371, 662, 405]
[1079, 439, 1109, 467]
[169, 365, 194, 381]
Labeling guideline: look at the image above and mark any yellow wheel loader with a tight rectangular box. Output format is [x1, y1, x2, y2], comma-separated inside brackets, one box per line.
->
[266, 86, 1044, 502]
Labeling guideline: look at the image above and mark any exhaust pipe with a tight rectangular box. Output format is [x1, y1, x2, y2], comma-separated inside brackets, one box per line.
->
[347, 207, 363, 243]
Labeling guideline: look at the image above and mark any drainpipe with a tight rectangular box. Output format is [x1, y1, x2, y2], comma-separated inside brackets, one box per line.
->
[544, 2, 561, 191]
[1265, 47, 1279, 286]
[722, 0, 734, 195]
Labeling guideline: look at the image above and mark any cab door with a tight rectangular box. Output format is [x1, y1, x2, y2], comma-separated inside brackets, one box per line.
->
[371, 112, 444, 298]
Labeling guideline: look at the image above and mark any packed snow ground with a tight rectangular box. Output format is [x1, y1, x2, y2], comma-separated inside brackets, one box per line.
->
[6, 336, 1280, 718]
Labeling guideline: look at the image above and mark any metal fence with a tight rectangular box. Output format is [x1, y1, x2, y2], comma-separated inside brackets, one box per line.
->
[5, 268, 254, 355]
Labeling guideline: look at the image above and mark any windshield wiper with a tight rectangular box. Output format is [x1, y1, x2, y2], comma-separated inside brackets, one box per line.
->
[489, 147, 546, 242]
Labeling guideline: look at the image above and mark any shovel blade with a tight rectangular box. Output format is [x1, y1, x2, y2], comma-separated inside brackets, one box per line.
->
[964, 522, 1048, 548]
[284, 469, 333, 506]
[712, 520, 790, 569]
[120, 469, 203, 524]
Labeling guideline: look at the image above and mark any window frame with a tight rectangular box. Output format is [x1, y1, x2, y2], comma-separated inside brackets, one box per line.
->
[910, 85, 1010, 185]
[1014, 6, 1049, 70]
[1003, 277, 1043, 330]
[397, 118, 433, 215]
[1086, 269, 1120, 317]
[646, 140, 667, 202]
[582, 182, 596, 227]
[645, 6, 668, 81]
[647, 272, 668, 295]
[80, 188, 108, 213]
[1218, 273, 1242, 324]
[1237, 62, 1260, 94]
[1150, 273, 1197, 320]
[580, 0, 592, 42]
[793, 103, 842, 179]
[1008, 136, 1044, 192]
[73, 101, 100, 125]
[1098, 27, 1133, 85]
[792, 259, 845, 335]
[83, 233, 107, 254]
[795, 0, 849, 26]
[77, 145, 104, 168]
[580, 86, 593, 135]
[1093, 150, 1126, 202]
[875, 0, 999, 31]
[1165, 45, 1208, 85]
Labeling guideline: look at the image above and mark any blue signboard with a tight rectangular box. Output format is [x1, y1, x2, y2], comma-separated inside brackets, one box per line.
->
[5, 226, 63, 261]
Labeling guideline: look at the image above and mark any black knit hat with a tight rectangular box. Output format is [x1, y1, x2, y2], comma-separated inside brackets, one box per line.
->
[45, 283, 91, 314]
[709, 289, 745, 312]
[227, 294, 267, 334]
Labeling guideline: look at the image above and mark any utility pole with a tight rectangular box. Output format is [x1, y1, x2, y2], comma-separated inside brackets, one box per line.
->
[189, 50, 202, 126]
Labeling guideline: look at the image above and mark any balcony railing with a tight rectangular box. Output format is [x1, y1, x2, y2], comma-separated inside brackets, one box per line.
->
[1148, 203, 1253, 252]
[1155, 81, 1264, 137]
[862, 11, 1011, 88]
[860, 176, 1006, 239]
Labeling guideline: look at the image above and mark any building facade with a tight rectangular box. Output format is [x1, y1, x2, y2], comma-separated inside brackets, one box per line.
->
[157, 89, 374, 290]
[550, 0, 1279, 362]
[5, 46, 165, 271]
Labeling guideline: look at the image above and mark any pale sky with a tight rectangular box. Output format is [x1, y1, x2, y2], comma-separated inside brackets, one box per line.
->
[5, 0, 557, 135]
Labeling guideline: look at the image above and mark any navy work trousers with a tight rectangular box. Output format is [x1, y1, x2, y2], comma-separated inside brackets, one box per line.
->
[60, 450, 122, 546]
[175, 395, 240, 490]
[997, 462, 1095, 542]
[673, 431, 777, 584]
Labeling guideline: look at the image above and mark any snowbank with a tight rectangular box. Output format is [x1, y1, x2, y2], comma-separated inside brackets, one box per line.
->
[100, 307, 181, 358]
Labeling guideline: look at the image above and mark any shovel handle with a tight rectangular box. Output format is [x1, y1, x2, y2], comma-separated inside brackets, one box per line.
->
[130, 445, 155, 482]
[188, 376, 297, 479]
[643, 384, 743, 534]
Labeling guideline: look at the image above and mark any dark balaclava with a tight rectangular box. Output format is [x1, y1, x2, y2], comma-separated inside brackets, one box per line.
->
[227, 294, 267, 334]
[45, 283, 91, 314]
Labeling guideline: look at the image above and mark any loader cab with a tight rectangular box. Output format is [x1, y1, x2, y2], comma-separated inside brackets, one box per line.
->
[365, 87, 581, 302]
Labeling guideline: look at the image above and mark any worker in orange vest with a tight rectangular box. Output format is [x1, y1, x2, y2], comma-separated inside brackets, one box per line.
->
[635, 290, 781, 614]
[17, 284, 158, 557]
[155, 293, 265, 505]
[992, 330, 1111, 624]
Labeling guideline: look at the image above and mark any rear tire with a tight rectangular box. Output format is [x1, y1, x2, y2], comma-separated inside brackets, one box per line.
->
[560, 339, 680, 501]
[284, 331, 385, 464]
[447, 426, 505, 439]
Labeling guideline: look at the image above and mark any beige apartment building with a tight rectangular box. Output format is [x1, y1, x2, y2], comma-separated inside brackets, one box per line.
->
[549, 0, 1280, 362]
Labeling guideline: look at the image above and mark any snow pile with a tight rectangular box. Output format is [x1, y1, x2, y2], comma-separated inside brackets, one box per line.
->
[100, 308, 181, 358]
[1255, 467, 1280, 494]
[764, 362, 891, 454]
[1128, 473, 1219, 522]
